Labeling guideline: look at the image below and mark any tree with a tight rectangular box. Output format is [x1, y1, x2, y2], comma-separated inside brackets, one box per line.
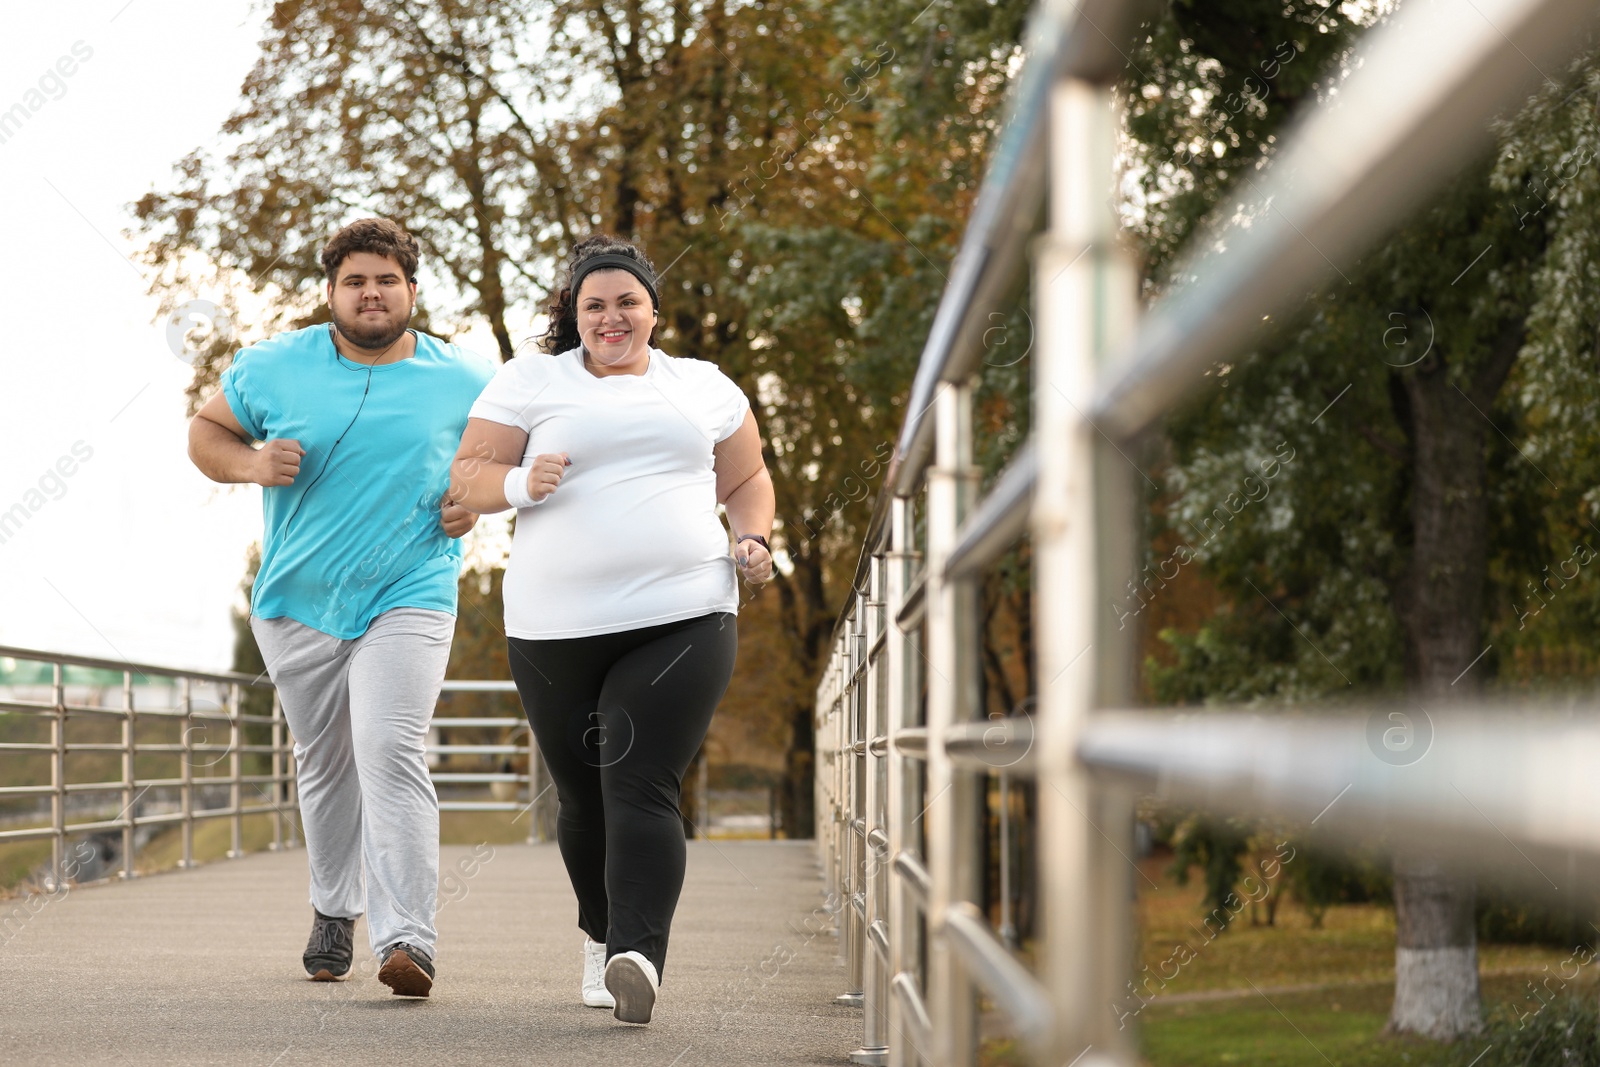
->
[136, 0, 1014, 836]
[1122, 0, 1600, 1041]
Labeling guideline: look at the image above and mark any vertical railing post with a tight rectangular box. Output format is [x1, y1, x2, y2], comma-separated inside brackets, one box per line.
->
[998, 771, 1015, 947]
[269, 685, 284, 852]
[227, 683, 243, 859]
[50, 661, 65, 890]
[286, 712, 300, 850]
[1034, 70, 1140, 1066]
[852, 553, 889, 1066]
[180, 678, 196, 867]
[839, 602, 866, 1005]
[526, 732, 540, 845]
[121, 670, 136, 879]
[927, 381, 982, 1065]
[885, 497, 922, 1067]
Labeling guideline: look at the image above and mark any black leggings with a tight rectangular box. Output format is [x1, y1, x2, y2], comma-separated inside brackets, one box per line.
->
[507, 612, 737, 979]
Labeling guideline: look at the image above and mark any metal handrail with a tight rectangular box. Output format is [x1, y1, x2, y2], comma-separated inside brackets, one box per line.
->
[0, 648, 544, 884]
[814, 0, 1600, 1064]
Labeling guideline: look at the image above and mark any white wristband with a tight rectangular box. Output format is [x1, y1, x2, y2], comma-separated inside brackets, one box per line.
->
[503, 465, 543, 510]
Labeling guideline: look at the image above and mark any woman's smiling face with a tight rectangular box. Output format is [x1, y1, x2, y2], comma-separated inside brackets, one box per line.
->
[576, 268, 656, 371]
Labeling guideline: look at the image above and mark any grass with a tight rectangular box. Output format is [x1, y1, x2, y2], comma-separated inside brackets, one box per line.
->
[977, 852, 1592, 1067]
[135, 813, 286, 873]
[1138, 972, 1586, 1066]
[0, 838, 53, 894]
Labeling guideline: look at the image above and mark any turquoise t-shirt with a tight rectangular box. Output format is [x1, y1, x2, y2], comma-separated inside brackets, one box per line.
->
[221, 325, 496, 639]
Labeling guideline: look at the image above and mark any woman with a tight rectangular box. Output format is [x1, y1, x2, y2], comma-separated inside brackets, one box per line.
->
[449, 235, 774, 1024]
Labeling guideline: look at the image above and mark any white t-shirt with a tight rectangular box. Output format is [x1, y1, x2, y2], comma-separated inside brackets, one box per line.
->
[468, 346, 752, 639]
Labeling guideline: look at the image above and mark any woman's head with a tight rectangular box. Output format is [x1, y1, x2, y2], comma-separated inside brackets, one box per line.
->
[538, 236, 659, 363]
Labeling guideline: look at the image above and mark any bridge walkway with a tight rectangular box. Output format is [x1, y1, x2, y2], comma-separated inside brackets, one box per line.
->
[0, 840, 855, 1066]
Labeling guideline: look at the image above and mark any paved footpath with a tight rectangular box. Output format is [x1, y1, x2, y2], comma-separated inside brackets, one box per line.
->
[0, 841, 860, 1066]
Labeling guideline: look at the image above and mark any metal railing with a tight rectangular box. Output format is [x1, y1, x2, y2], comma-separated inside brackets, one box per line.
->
[0, 643, 295, 885]
[0, 645, 544, 886]
[814, 0, 1600, 1064]
[429, 679, 546, 844]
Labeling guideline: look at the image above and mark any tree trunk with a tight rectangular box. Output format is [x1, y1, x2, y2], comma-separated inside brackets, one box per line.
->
[1385, 322, 1520, 1038]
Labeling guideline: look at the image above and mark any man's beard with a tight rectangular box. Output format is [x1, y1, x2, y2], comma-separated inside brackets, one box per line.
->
[331, 304, 412, 350]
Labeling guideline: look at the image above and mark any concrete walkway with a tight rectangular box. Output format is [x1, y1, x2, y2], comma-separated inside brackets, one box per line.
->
[0, 841, 860, 1066]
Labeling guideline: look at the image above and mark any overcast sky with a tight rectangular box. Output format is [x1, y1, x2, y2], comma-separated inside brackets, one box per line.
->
[0, 1, 509, 674]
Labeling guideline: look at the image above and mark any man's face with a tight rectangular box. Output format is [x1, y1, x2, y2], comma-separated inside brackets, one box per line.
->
[326, 251, 416, 350]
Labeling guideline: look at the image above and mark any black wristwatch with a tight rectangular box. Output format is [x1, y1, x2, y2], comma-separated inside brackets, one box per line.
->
[737, 534, 770, 553]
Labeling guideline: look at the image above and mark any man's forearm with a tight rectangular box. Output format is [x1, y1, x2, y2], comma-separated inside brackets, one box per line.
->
[189, 416, 261, 484]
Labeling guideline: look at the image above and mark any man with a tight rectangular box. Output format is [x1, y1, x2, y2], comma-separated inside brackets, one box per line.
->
[188, 218, 494, 997]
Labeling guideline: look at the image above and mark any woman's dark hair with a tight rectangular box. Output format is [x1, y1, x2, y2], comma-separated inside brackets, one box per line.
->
[537, 235, 658, 355]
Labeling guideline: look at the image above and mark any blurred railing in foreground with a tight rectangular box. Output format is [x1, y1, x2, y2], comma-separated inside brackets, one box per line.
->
[814, 0, 1600, 1064]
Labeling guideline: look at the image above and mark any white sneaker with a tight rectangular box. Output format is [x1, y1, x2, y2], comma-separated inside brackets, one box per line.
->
[582, 939, 614, 1008]
[603, 950, 659, 1024]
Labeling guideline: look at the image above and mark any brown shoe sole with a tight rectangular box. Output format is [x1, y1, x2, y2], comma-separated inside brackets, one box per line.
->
[378, 949, 433, 997]
[307, 967, 348, 982]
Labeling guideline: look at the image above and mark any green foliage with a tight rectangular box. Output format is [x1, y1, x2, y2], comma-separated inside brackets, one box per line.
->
[1121, 0, 1370, 280]
[1476, 886, 1597, 950]
[1456, 996, 1600, 1066]
[1121, 0, 1600, 708]
[1284, 842, 1391, 930]
[1168, 815, 1251, 930]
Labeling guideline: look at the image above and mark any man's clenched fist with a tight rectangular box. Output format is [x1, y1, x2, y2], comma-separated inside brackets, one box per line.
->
[441, 495, 477, 539]
[254, 439, 304, 487]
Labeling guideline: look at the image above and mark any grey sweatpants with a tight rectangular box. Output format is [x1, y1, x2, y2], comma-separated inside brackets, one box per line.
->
[251, 607, 453, 956]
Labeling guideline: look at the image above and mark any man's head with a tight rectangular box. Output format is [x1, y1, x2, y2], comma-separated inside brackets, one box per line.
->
[321, 218, 420, 351]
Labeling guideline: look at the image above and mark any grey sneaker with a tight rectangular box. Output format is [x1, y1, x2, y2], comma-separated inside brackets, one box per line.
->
[303, 909, 354, 981]
[604, 950, 659, 1023]
[378, 941, 435, 997]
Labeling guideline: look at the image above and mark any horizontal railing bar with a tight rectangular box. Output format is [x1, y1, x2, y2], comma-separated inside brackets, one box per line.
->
[1089, 0, 1600, 442]
[431, 773, 526, 783]
[438, 681, 518, 692]
[945, 718, 1036, 776]
[0, 784, 55, 796]
[896, 570, 928, 631]
[888, 0, 1127, 499]
[431, 718, 527, 728]
[438, 801, 529, 812]
[0, 643, 273, 688]
[0, 705, 254, 721]
[1078, 709, 1600, 863]
[893, 850, 931, 906]
[893, 728, 928, 759]
[0, 826, 55, 842]
[946, 439, 1037, 581]
[942, 902, 1053, 1047]
[869, 735, 888, 757]
[868, 828, 889, 854]
[428, 745, 524, 755]
[869, 919, 889, 963]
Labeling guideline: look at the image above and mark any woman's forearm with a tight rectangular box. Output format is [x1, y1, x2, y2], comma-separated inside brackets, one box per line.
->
[449, 455, 516, 514]
[723, 466, 775, 542]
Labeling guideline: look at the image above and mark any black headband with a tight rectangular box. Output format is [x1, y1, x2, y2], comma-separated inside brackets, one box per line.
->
[568, 253, 659, 312]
